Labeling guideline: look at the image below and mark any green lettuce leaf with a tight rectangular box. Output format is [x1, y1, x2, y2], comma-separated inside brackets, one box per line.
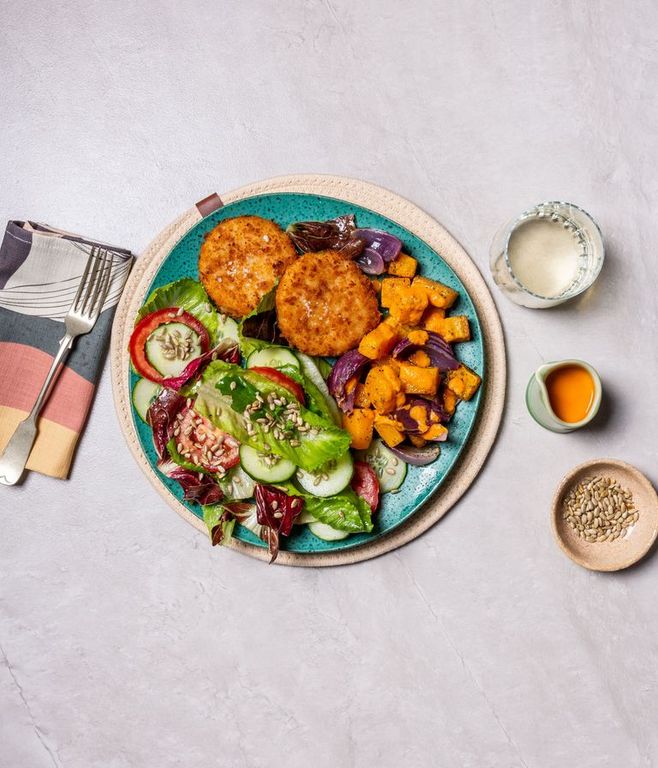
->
[273, 363, 335, 423]
[138, 278, 219, 342]
[314, 357, 333, 380]
[279, 483, 373, 533]
[202, 504, 236, 546]
[295, 353, 341, 425]
[195, 361, 350, 472]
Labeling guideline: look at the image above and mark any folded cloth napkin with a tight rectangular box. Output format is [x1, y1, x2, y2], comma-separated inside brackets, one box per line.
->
[0, 221, 133, 478]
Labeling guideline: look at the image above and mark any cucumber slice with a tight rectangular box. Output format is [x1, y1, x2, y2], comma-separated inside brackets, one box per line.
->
[239, 444, 296, 483]
[145, 322, 202, 378]
[246, 348, 300, 371]
[220, 466, 256, 500]
[308, 521, 349, 541]
[132, 378, 162, 422]
[359, 439, 407, 493]
[217, 314, 239, 341]
[296, 452, 353, 497]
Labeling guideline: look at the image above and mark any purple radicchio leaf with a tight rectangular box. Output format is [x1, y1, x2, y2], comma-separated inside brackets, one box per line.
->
[158, 459, 224, 506]
[147, 388, 187, 459]
[254, 484, 304, 563]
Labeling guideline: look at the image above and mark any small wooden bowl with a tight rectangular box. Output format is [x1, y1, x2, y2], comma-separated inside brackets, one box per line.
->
[551, 458, 658, 571]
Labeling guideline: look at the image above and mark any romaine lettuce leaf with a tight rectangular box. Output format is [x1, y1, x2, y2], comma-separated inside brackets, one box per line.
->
[195, 361, 350, 472]
[295, 353, 341, 425]
[278, 483, 373, 533]
[313, 356, 333, 380]
[138, 278, 219, 342]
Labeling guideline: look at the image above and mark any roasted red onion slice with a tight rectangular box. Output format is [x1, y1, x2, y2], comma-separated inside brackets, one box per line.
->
[395, 398, 450, 434]
[389, 443, 442, 466]
[391, 331, 459, 370]
[352, 228, 402, 263]
[354, 249, 386, 275]
[327, 349, 370, 413]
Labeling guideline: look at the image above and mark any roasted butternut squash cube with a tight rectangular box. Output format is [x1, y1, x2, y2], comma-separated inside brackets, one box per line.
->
[425, 316, 470, 343]
[383, 355, 401, 373]
[370, 278, 382, 294]
[374, 414, 405, 448]
[388, 253, 417, 277]
[407, 403, 430, 432]
[354, 383, 371, 408]
[422, 306, 446, 333]
[394, 287, 428, 325]
[409, 350, 431, 367]
[423, 423, 448, 442]
[442, 386, 458, 417]
[380, 277, 428, 325]
[398, 362, 439, 396]
[445, 364, 481, 401]
[358, 320, 401, 360]
[342, 408, 375, 450]
[407, 329, 429, 345]
[409, 434, 427, 448]
[380, 277, 411, 308]
[364, 363, 402, 413]
[413, 276, 458, 309]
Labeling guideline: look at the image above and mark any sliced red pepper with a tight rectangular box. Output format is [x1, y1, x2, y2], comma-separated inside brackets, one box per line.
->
[129, 308, 210, 382]
[249, 366, 306, 405]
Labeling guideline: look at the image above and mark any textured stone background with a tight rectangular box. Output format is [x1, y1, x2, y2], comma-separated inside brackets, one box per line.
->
[1, 1, 657, 766]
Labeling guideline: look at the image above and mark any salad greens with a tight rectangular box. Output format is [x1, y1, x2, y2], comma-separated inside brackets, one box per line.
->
[138, 278, 220, 343]
[195, 361, 350, 472]
[238, 289, 282, 358]
[278, 483, 373, 533]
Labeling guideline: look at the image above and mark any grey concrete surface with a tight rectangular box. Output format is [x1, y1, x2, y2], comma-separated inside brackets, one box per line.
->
[1, 1, 657, 766]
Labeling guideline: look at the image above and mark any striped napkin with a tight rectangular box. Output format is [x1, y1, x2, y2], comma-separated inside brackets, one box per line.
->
[0, 221, 133, 478]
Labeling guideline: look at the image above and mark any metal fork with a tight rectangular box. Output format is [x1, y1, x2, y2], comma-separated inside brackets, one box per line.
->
[0, 247, 114, 486]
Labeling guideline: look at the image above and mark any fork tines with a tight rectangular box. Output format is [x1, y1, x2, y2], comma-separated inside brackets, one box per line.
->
[72, 246, 114, 319]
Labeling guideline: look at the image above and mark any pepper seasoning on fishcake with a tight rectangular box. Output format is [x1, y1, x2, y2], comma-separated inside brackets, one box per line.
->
[275, 250, 380, 356]
[199, 215, 297, 318]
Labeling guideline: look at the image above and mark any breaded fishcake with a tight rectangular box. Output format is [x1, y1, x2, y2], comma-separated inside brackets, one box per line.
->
[276, 251, 380, 356]
[199, 216, 297, 318]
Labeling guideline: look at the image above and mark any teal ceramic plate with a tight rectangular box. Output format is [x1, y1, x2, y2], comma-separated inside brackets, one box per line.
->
[129, 193, 484, 554]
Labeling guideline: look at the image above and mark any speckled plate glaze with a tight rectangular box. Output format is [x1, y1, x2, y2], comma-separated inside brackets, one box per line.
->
[128, 193, 484, 554]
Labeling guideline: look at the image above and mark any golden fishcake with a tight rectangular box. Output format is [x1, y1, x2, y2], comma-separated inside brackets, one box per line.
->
[199, 216, 297, 318]
[276, 251, 381, 356]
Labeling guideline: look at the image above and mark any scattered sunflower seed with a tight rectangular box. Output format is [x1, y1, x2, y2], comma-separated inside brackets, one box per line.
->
[563, 476, 638, 544]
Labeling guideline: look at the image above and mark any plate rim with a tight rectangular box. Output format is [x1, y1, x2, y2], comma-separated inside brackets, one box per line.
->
[110, 174, 507, 567]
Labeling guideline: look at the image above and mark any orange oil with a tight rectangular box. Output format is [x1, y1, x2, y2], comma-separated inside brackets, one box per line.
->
[545, 364, 595, 423]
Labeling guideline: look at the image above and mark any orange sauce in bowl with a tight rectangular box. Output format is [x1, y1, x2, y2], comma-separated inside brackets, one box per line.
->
[545, 364, 595, 423]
